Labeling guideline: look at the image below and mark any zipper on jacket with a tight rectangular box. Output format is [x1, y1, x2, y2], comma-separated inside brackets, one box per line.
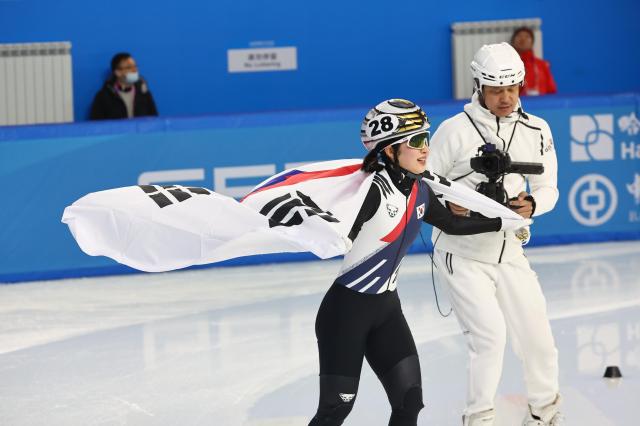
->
[495, 116, 506, 150]
[498, 232, 506, 263]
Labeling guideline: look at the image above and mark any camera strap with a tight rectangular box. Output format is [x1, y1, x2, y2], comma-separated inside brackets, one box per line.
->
[464, 111, 488, 145]
[464, 110, 519, 154]
[505, 121, 519, 153]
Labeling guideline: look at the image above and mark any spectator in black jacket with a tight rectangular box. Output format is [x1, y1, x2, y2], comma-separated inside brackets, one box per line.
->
[90, 52, 158, 120]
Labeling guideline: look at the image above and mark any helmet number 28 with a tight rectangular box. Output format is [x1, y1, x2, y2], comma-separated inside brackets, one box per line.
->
[367, 114, 398, 138]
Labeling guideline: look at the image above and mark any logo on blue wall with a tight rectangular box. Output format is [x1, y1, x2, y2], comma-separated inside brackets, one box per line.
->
[618, 112, 640, 136]
[570, 114, 614, 161]
[568, 174, 618, 226]
[628, 173, 640, 205]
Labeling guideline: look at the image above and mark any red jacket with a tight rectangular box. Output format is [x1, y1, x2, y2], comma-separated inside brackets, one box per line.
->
[519, 50, 557, 96]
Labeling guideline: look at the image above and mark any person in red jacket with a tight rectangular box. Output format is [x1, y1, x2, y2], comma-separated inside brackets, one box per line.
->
[511, 27, 557, 96]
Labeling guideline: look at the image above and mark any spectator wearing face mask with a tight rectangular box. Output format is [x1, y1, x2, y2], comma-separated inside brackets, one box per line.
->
[510, 27, 557, 96]
[90, 52, 158, 120]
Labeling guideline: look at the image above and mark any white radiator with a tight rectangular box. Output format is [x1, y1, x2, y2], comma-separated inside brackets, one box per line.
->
[0, 42, 74, 126]
[451, 18, 542, 100]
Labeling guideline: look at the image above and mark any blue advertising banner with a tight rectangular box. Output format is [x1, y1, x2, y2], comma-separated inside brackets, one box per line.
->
[1, 94, 638, 282]
[528, 94, 640, 244]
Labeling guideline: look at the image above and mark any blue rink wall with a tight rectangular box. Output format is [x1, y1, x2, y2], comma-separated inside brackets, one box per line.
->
[1, 93, 639, 283]
[1, 0, 639, 120]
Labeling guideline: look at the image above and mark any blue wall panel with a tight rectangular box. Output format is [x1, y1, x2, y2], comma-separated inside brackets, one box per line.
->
[1, 93, 639, 282]
[0, 0, 638, 120]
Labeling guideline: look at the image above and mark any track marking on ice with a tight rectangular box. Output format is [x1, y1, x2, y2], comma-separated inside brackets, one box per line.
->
[113, 397, 155, 417]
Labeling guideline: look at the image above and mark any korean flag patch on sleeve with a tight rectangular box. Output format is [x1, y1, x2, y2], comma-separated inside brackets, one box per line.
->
[416, 203, 425, 219]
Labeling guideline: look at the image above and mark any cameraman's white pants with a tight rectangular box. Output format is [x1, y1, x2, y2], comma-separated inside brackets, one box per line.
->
[434, 249, 559, 418]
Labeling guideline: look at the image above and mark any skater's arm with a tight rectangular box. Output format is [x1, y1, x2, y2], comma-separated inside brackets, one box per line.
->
[423, 185, 501, 235]
[347, 183, 381, 241]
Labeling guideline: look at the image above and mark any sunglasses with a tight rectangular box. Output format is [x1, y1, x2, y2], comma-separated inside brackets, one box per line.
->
[394, 131, 430, 150]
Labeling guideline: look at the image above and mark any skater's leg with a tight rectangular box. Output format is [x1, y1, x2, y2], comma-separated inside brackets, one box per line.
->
[366, 304, 423, 426]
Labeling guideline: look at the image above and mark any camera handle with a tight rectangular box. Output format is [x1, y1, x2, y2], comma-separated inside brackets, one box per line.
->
[476, 178, 509, 206]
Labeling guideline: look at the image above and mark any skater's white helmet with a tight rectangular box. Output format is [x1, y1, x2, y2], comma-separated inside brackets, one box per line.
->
[470, 42, 525, 92]
[360, 99, 430, 153]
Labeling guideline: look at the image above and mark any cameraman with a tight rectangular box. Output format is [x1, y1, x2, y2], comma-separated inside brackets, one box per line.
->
[427, 43, 562, 426]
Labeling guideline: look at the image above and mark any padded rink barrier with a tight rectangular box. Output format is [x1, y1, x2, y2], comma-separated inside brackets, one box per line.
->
[0, 93, 639, 282]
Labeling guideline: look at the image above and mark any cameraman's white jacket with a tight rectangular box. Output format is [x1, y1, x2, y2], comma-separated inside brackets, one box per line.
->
[427, 92, 558, 264]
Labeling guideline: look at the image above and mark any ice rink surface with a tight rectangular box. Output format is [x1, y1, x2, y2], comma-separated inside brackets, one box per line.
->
[1, 241, 639, 425]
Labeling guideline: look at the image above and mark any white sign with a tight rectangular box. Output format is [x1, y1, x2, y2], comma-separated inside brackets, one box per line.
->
[227, 47, 297, 73]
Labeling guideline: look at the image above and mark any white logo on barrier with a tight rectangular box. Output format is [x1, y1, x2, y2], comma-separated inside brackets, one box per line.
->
[571, 260, 620, 293]
[570, 114, 614, 161]
[568, 174, 618, 226]
[139, 162, 316, 198]
[618, 112, 640, 136]
[628, 173, 640, 205]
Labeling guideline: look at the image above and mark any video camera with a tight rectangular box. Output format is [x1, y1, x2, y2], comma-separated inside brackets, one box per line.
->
[470, 143, 544, 206]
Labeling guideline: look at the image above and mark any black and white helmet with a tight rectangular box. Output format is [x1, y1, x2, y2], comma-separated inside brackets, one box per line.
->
[360, 99, 430, 152]
[470, 42, 525, 91]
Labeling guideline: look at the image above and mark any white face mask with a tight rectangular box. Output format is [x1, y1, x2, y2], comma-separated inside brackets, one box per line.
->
[125, 72, 139, 84]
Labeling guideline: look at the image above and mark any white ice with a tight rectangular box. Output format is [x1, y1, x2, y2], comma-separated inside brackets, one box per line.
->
[1, 241, 639, 425]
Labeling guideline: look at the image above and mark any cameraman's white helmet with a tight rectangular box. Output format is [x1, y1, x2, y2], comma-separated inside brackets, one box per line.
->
[361, 99, 430, 152]
[470, 42, 525, 91]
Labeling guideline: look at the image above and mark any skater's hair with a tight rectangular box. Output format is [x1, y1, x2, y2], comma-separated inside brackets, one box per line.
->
[361, 144, 401, 173]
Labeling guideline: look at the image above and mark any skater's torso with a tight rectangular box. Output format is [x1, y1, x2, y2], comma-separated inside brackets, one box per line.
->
[334, 165, 429, 294]
[334, 161, 502, 294]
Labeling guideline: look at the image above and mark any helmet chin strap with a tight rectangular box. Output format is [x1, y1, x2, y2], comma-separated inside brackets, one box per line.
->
[404, 170, 423, 180]
[384, 156, 422, 181]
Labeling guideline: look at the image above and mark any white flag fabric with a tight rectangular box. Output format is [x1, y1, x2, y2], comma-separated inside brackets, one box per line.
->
[62, 159, 526, 272]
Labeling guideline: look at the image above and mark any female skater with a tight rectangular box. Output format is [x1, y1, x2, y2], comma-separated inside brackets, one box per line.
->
[309, 98, 526, 426]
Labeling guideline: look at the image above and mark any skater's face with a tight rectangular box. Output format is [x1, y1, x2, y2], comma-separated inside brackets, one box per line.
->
[384, 134, 429, 174]
[482, 84, 520, 118]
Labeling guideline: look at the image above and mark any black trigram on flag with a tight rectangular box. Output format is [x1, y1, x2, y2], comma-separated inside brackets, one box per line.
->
[139, 185, 211, 208]
[422, 170, 451, 187]
[260, 191, 339, 228]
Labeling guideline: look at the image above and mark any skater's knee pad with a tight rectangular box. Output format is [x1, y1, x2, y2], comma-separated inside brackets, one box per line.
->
[389, 385, 424, 425]
[309, 375, 358, 426]
[400, 385, 424, 414]
[310, 394, 355, 426]
[381, 355, 423, 408]
[309, 402, 354, 426]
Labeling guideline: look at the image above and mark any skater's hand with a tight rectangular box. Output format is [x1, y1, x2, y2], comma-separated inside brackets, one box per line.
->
[509, 192, 535, 218]
[500, 217, 533, 231]
[447, 202, 469, 216]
